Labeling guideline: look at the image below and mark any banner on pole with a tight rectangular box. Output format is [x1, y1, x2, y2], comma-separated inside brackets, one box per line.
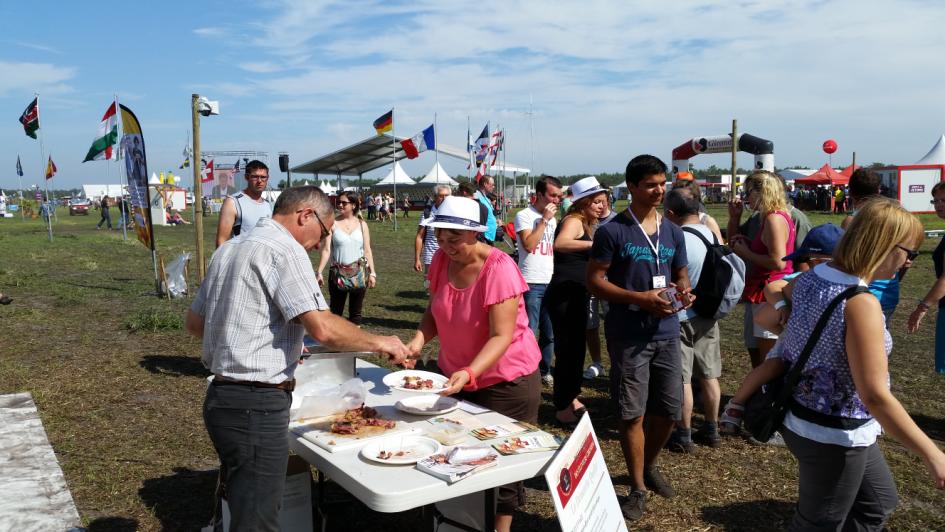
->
[119, 104, 154, 249]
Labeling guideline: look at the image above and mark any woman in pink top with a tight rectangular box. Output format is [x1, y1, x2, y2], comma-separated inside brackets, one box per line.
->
[407, 196, 540, 532]
[731, 171, 796, 367]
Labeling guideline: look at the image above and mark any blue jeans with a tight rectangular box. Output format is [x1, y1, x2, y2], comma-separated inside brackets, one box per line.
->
[204, 383, 291, 532]
[524, 283, 554, 375]
[936, 310, 945, 374]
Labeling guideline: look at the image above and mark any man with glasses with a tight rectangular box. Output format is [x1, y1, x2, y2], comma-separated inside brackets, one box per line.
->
[215, 160, 274, 247]
[187, 186, 410, 531]
[414, 185, 452, 281]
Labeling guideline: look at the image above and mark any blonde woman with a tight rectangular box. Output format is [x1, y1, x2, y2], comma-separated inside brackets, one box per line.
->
[317, 191, 376, 325]
[730, 170, 796, 366]
[747, 198, 943, 529]
[545, 177, 607, 427]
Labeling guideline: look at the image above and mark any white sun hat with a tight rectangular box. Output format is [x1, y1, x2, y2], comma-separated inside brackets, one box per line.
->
[569, 176, 608, 202]
[420, 196, 487, 232]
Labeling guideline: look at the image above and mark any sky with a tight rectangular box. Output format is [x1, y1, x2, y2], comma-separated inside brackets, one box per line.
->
[3, 0, 945, 190]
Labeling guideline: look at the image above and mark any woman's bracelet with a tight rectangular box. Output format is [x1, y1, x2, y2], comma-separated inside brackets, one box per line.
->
[917, 300, 931, 311]
[773, 299, 789, 311]
[460, 366, 478, 391]
[369, 272, 377, 278]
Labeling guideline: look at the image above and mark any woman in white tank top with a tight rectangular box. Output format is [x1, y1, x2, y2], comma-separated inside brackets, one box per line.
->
[316, 191, 377, 325]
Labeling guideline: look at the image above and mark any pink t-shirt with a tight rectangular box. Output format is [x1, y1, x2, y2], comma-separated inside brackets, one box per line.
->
[427, 247, 541, 390]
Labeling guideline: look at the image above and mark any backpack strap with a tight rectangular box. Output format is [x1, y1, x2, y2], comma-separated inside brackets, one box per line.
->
[232, 193, 244, 236]
[682, 225, 719, 246]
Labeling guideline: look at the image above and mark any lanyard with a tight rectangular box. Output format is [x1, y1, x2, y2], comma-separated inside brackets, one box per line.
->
[627, 209, 662, 273]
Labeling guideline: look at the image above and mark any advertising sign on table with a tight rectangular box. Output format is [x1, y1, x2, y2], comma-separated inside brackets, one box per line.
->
[545, 413, 627, 532]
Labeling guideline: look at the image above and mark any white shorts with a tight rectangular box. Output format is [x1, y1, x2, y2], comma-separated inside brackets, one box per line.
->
[750, 303, 779, 340]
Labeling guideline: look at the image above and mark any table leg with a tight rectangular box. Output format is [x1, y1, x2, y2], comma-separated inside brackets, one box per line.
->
[315, 470, 327, 532]
[483, 488, 495, 532]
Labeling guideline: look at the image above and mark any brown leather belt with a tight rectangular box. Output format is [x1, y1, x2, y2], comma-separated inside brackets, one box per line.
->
[212, 374, 296, 392]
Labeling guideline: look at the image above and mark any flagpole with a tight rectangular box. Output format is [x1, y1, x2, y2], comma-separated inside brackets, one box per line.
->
[391, 107, 398, 232]
[37, 93, 52, 242]
[115, 94, 128, 241]
[16, 157, 24, 221]
[434, 112, 440, 185]
[467, 116, 472, 181]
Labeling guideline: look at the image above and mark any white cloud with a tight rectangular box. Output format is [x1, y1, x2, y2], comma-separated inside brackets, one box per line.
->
[194, 27, 226, 37]
[238, 62, 283, 73]
[0, 60, 76, 98]
[11, 41, 61, 54]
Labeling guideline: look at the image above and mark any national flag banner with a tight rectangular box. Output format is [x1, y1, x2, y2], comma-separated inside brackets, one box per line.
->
[45, 156, 57, 179]
[119, 104, 155, 250]
[400, 124, 435, 159]
[201, 159, 215, 183]
[373, 110, 393, 135]
[19, 97, 39, 139]
[490, 129, 504, 166]
[83, 102, 120, 162]
[16, 156, 23, 177]
[474, 124, 490, 166]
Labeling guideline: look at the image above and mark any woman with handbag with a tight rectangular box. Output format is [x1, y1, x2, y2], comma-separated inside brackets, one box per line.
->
[406, 196, 541, 532]
[727, 199, 945, 530]
[317, 191, 376, 325]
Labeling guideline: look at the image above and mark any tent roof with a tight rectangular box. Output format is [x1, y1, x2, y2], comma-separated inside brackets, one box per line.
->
[779, 168, 817, 181]
[915, 134, 945, 165]
[416, 162, 458, 185]
[839, 164, 861, 178]
[376, 162, 415, 185]
[290, 133, 531, 176]
[794, 164, 849, 186]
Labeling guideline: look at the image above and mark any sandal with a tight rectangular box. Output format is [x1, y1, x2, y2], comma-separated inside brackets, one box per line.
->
[719, 400, 744, 435]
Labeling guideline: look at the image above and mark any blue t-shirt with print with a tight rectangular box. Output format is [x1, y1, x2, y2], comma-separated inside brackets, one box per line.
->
[591, 211, 688, 343]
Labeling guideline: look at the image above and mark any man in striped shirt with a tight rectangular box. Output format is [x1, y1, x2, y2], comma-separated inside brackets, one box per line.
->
[186, 186, 410, 531]
[414, 184, 452, 280]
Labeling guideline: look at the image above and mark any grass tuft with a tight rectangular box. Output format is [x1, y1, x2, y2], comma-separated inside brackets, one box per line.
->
[125, 308, 183, 332]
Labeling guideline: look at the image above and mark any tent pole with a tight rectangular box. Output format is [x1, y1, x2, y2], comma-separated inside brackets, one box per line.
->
[392, 107, 398, 232]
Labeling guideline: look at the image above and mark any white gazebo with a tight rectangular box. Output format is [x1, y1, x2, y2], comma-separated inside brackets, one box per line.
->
[915, 134, 945, 165]
[416, 162, 458, 186]
[376, 162, 415, 185]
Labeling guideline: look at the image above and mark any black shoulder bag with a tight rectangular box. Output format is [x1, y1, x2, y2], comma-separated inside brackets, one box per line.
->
[744, 285, 869, 443]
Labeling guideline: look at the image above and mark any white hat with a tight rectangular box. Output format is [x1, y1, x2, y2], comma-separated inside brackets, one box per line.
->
[569, 176, 608, 202]
[420, 196, 487, 232]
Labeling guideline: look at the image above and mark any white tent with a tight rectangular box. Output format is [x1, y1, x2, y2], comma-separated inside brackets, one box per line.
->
[376, 162, 415, 185]
[416, 162, 458, 186]
[319, 180, 338, 195]
[915, 134, 945, 165]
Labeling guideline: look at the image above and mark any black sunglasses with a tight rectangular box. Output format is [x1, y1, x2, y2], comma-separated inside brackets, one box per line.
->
[897, 244, 919, 261]
[297, 208, 331, 241]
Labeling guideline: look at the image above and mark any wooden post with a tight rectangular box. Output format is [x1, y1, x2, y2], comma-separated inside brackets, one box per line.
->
[852, 151, 856, 169]
[191, 94, 206, 283]
[730, 119, 738, 201]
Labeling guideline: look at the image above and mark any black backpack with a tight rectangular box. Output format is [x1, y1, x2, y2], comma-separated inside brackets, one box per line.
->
[682, 227, 746, 320]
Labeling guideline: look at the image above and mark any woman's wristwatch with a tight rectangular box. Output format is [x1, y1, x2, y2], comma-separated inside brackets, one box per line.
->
[917, 300, 931, 311]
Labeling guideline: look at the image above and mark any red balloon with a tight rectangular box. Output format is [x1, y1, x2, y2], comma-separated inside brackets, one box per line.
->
[823, 139, 838, 154]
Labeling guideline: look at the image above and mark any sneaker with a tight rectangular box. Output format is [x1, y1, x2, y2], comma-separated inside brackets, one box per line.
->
[749, 430, 786, 447]
[692, 429, 722, 448]
[582, 362, 604, 380]
[719, 400, 745, 435]
[621, 489, 647, 521]
[643, 467, 675, 498]
[666, 435, 695, 454]
[541, 373, 554, 386]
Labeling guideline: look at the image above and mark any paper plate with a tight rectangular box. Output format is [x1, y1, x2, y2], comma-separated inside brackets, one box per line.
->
[395, 395, 460, 416]
[383, 370, 449, 393]
[360, 435, 442, 465]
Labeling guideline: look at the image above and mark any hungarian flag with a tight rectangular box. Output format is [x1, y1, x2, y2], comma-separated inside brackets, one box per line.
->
[19, 98, 39, 139]
[201, 159, 214, 183]
[400, 125, 435, 159]
[83, 102, 119, 162]
[45, 156, 57, 179]
[373, 110, 393, 135]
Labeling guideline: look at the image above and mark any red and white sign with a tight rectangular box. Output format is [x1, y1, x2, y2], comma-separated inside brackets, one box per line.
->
[545, 414, 627, 532]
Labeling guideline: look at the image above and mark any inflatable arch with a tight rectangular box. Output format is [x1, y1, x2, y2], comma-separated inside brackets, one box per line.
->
[671, 133, 774, 175]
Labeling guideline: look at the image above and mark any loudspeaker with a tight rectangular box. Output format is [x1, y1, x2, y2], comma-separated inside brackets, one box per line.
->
[278, 154, 289, 173]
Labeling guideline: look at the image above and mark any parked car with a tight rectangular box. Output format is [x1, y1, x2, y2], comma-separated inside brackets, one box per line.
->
[69, 198, 92, 216]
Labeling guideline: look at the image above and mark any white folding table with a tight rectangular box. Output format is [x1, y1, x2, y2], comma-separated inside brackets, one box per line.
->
[288, 360, 557, 532]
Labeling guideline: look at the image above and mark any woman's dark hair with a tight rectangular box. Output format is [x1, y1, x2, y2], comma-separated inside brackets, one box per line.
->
[338, 190, 361, 215]
[625, 154, 668, 186]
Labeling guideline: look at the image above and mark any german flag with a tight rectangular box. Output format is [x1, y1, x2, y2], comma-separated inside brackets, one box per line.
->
[373, 110, 393, 135]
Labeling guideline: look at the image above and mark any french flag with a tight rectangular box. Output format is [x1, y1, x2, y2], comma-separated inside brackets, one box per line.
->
[401, 125, 435, 159]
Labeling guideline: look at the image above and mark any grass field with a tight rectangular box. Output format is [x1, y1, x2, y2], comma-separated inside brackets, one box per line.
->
[1, 203, 943, 531]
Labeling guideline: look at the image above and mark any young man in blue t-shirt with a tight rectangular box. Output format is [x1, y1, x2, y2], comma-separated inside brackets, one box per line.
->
[588, 154, 694, 521]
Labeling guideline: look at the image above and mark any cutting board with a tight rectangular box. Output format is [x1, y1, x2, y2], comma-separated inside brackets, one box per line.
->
[290, 405, 421, 452]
